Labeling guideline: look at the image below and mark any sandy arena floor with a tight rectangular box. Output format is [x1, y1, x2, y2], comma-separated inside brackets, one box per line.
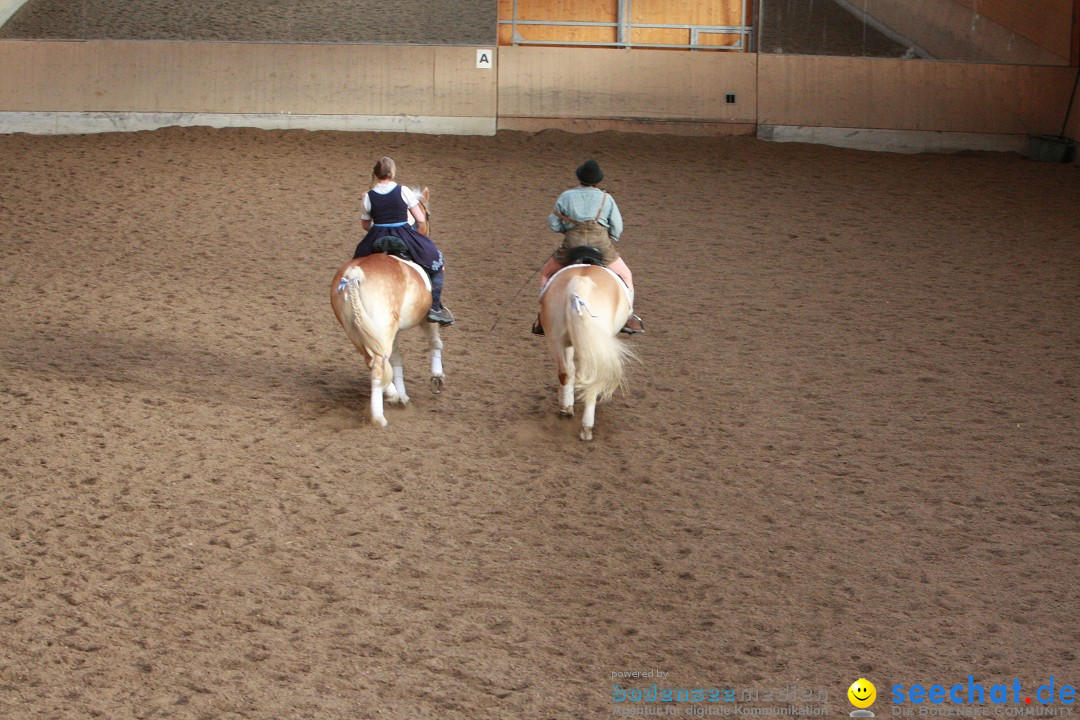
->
[1, 127, 1078, 719]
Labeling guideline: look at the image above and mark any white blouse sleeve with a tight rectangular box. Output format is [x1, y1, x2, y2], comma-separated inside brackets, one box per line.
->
[399, 185, 420, 208]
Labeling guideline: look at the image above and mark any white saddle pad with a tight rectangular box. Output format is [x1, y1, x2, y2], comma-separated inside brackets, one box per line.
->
[389, 255, 432, 292]
[539, 264, 633, 306]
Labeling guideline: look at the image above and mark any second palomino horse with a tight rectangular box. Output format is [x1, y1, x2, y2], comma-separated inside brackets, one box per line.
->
[539, 260, 636, 440]
[330, 188, 444, 427]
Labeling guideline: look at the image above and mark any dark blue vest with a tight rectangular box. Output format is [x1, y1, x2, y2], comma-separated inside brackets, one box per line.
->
[367, 186, 409, 225]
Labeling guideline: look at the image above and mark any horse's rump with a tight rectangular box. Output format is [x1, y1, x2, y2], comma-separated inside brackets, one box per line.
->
[339, 254, 423, 309]
[331, 254, 430, 365]
[540, 263, 633, 307]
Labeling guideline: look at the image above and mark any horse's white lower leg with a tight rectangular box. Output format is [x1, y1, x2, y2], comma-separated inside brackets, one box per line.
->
[389, 364, 408, 404]
[388, 343, 408, 405]
[380, 356, 400, 405]
[559, 382, 575, 417]
[559, 346, 575, 417]
[430, 347, 443, 379]
[370, 374, 387, 427]
[580, 394, 597, 441]
[426, 323, 445, 393]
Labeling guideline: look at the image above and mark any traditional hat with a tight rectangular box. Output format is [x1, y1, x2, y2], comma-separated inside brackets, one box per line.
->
[576, 159, 603, 185]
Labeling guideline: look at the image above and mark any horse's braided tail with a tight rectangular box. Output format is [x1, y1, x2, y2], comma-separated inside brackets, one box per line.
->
[340, 266, 392, 382]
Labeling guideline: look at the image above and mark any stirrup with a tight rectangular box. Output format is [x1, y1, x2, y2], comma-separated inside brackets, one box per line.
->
[620, 313, 645, 335]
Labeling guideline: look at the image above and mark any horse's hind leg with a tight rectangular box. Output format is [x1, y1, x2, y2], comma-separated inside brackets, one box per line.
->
[368, 355, 389, 427]
[559, 344, 575, 417]
[387, 337, 408, 406]
[580, 391, 597, 441]
[425, 322, 445, 394]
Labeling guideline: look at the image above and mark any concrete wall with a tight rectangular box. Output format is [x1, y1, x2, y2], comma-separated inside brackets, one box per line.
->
[0, 40, 498, 135]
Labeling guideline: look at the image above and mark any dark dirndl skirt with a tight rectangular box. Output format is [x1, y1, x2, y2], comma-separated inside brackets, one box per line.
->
[353, 224, 444, 272]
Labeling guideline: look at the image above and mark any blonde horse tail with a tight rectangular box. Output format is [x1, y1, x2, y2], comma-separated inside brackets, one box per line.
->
[340, 266, 392, 384]
[564, 275, 635, 403]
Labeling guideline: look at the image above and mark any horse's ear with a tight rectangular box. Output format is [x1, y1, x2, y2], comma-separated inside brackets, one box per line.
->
[422, 187, 430, 201]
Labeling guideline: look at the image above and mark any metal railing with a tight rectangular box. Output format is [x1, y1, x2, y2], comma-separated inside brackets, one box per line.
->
[500, 0, 752, 51]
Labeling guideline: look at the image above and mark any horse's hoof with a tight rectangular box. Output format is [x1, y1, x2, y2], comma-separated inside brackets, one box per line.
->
[559, 407, 574, 418]
[579, 427, 593, 441]
[371, 415, 388, 428]
[430, 376, 444, 394]
[388, 395, 409, 406]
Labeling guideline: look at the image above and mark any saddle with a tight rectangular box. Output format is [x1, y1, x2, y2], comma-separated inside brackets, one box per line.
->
[371, 236, 412, 261]
[564, 245, 606, 267]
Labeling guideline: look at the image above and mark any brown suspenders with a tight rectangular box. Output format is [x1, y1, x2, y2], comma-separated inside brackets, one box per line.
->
[554, 192, 608, 226]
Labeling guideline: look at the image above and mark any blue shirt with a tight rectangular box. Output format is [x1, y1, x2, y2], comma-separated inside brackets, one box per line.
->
[548, 186, 623, 241]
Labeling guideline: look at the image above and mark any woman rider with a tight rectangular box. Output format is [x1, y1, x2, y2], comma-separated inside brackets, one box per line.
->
[353, 156, 454, 325]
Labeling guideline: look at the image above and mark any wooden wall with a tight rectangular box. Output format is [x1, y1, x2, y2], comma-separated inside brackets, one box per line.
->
[497, 0, 744, 48]
[498, 0, 613, 45]
[496, 46, 756, 125]
[758, 54, 1077, 135]
[0, 40, 496, 119]
[1, 39, 1075, 149]
[631, 0, 744, 48]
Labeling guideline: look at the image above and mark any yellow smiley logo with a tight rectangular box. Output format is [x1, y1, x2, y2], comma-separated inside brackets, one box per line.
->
[848, 679, 877, 709]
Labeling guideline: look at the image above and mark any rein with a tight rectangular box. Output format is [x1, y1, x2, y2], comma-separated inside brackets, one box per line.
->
[488, 250, 557, 332]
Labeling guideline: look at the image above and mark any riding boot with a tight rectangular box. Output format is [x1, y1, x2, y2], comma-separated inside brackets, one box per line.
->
[426, 268, 455, 326]
[428, 305, 455, 325]
[620, 313, 645, 335]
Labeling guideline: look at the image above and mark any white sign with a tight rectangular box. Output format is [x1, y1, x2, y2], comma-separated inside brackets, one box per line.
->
[476, 49, 493, 69]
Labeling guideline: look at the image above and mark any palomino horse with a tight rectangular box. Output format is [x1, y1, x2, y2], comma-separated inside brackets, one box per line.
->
[330, 188, 444, 427]
[539, 260, 636, 440]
